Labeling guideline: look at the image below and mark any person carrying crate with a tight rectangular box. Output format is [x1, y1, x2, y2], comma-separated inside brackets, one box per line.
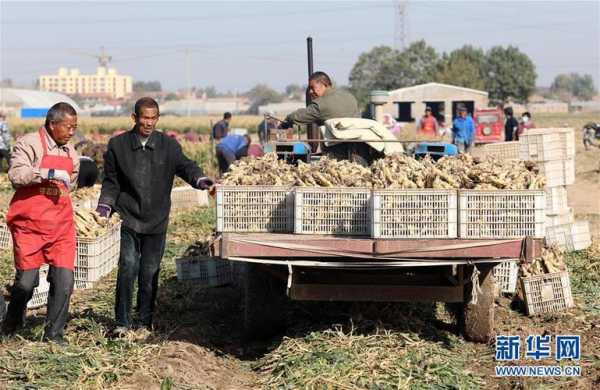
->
[96, 97, 214, 336]
[1, 103, 80, 344]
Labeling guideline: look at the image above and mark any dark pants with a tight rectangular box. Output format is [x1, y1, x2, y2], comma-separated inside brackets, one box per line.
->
[115, 227, 166, 328]
[77, 159, 99, 188]
[216, 145, 248, 175]
[3, 266, 73, 338]
[0, 149, 10, 172]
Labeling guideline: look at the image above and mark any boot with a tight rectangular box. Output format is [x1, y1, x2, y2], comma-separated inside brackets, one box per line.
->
[2, 269, 38, 336]
[42, 267, 73, 341]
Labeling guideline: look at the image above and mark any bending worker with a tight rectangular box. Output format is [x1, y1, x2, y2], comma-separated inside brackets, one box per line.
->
[2, 102, 80, 344]
[216, 134, 251, 175]
[97, 97, 213, 335]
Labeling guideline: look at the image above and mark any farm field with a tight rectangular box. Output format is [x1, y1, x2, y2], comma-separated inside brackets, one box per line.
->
[0, 112, 598, 389]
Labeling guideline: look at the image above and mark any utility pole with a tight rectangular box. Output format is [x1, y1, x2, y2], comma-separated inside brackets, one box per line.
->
[185, 49, 191, 117]
[394, 0, 408, 51]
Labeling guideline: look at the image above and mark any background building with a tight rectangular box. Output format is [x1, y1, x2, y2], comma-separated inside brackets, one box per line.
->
[0, 88, 81, 118]
[39, 67, 132, 99]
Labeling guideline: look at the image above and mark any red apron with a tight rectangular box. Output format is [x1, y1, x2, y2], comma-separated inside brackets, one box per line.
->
[6, 128, 76, 271]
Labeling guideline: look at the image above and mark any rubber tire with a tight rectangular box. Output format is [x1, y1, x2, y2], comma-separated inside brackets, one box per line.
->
[240, 263, 287, 341]
[461, 264, 495, 343]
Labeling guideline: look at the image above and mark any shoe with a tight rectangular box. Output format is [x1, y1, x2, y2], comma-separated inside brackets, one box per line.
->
[112, 326, 130, 338]
[43, 335, 68, 346]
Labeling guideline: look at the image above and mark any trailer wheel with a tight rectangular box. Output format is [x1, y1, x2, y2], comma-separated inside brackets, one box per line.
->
[460, 264, 495, 343]
[240, 263, 287, 340]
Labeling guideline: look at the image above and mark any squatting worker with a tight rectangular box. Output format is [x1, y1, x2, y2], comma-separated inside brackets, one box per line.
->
[2, 102, 80, 344]
[216, 133, 251, 175]
[96, 97, 214, 335]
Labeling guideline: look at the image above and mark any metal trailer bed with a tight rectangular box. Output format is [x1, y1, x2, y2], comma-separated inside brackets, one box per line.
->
[211, 233, 543, 342]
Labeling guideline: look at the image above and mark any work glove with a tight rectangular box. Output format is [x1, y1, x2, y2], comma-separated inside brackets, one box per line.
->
[95, 204, 111, 218]
[195, 177, 214, 190]
[47, 169, 71, 189]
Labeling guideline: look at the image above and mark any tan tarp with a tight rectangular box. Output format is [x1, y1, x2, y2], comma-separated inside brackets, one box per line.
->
[321, 118, 404, 155]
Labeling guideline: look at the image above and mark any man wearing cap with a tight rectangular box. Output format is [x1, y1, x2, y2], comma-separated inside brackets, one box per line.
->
[451, 106, 475, 153]
[97, 97, 214, 335]
[2, 102, 80, 344]
[417, 107, 439, 137]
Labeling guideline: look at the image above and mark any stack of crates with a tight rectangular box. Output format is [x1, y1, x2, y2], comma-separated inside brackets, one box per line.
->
[520, 128, 590, 251]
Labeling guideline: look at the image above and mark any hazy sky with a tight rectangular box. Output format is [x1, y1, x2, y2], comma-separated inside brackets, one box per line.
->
[1, 0, 598, 93]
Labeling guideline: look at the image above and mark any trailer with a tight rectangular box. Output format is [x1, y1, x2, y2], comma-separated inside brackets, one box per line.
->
[211, 234, 543, 342]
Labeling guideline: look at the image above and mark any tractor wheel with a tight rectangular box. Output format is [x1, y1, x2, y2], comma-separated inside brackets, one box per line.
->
[239, 263, 287, 340]
[460, 264, 495, 343]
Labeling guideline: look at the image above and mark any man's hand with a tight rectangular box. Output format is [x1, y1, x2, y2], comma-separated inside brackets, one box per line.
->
[95, 204, 111, 218]
[47, 169, 71, 189]
[195, 177, 214, 190]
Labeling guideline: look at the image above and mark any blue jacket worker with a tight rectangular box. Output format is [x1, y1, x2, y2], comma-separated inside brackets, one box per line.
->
[216, 134, 251, 175]
[452, 106, 475, 153]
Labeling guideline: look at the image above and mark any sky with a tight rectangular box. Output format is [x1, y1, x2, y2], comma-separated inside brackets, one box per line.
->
[1, 0, 598, 93]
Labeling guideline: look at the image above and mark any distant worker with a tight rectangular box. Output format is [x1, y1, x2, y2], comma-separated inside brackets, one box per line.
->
[212, 112, 232, 141]
[2, 103, 80, 343]
[416, 107, 439, 137]
[282, 71, 359, 127]
[452, 105, 475, 153]
[516, 111, 535, 140]
[504, 107, 519, 141]
[216, 134, 251, 175]
[257, 114, 278, 145]
[0, 112, 11, 172]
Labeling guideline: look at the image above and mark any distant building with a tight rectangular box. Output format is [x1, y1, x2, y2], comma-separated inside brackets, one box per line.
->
[39, 67, 132, 99]
[0, 88, 81, 118]
[258, 101, 305, 117]
[160, 97, 250, 116]
[375, 82, 489, 124]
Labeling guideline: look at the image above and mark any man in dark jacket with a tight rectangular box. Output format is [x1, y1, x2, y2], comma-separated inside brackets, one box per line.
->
[96, 97, 213, 335]
[504, 107, 519, 141]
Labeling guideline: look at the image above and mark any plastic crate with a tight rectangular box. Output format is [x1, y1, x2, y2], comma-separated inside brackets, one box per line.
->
[521, 271, 574, 316]
[481, 141, 520, 161]
[458, 190, 545, 238]
[545, 221, 591, 252]
[519, 130, 573, 161]
[216, 185, 294, 233]
[545, 186, 569, 215]
[0, 223, 12, 249]
[371, 189, 457, 238]
[75, 222, 121, 284]
[493, 260, 519, 294]
[545, 208, 574, 227]
[538, 159, 575, 187]
[294, 187, 371, 235]
[175, 256, 231, 288]
[171, 185, 209, 210]
[27, 265, 49, 309]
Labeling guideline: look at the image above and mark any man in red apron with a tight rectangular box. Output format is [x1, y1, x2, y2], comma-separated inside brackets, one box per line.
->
[1, 102, 80, 344]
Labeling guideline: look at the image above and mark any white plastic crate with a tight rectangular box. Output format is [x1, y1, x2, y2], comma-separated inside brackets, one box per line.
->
[481, 141, 520, 161]
[545, 186, 569, 215]
[75, 222, 121, 285]
[521, 271, 574, 316]
[545, 208, 574, 228]
[519, 129, 574, 161]
[458, 190, 545, 238]
[538, 159, 575, 187]
[493, 260, 519, 294]
[371, 189, 457, 238]
[176, 256, 231, 288]
[216, 185, 294, 233]
[171, 185, 209, 210]
[0, 222, 12, 249]
[295, 187, 371, 235]
[27, 265, 50, 309]
[545, 221, 591, 252]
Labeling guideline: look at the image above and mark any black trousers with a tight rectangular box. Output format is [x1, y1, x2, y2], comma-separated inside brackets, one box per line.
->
[0, 149, 10, 172]
[3, 266, 74, 338]
[115, 227, 166, 328]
